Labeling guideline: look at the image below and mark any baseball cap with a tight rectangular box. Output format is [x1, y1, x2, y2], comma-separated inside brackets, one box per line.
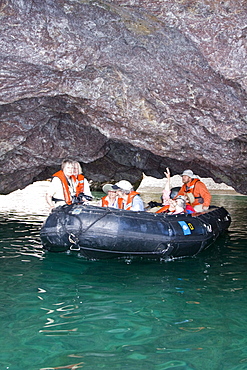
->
[112, 180, 133, 191]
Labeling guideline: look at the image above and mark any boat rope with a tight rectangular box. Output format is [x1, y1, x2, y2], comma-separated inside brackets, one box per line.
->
[77, 245, 166, 255]
[81, 208, 112, 234]
[64, 207, 113, 250]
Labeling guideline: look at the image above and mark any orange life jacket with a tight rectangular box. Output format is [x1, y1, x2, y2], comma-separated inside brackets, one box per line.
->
[101, 195, 123, 208]
[177, 178, 211, 207]
[184, 178, 200, 194]
[52, 170, 72, 205]
[101, 195, 108, 207]
[156, 205, 170, 214]
[122, 191, 140, 210]
[71, 174, 84, 197]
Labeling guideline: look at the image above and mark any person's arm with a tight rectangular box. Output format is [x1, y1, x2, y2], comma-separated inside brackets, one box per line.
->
[83, 178, 92, 197]
[162, 167, 171, 205]
[45, 177, 62, 210]
[46, 193, 54, 210]
[197, 182, 212, 209]
[46, 178, 55, 210]
[131, 195, 145, 211]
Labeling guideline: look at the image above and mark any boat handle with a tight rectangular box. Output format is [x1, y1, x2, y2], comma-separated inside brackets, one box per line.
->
[69, 233, 80, 251]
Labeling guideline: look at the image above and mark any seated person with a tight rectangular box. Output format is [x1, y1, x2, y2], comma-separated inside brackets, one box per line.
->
[72, 161, 92, 202]
[112, 180, 145, 211]
[183, 194, 196, 214]
[46, 159, 75, 209]
[177, 169, 211, 212]
[147, 168, 180, 213]
[161, 167, 172, 205]
[100, 184, 123, 208]
[158, 195, 195, 214]
[168, 197, 187, 215]
[147, 168, 173, 212]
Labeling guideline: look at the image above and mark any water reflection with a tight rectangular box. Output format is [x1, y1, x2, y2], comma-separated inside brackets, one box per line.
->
[0, 195, 246, 369]
[0, 215, 45, 261]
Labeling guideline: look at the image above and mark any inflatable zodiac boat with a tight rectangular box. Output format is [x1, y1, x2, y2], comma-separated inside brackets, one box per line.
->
[40, 204, 231, 260]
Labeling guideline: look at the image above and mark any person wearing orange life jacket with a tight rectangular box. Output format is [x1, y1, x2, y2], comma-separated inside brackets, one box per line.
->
[156, 195, 196, 214]
[176, 169, 211, 212]
[112, 180, 145, 211]
[99, 184, 123, 208]
[72, 161, 92, 200]
[46, 159, 75, 210]
[167, 196, 187, 215]
[149, 167, 179, 213]
[152, 167, 172, 213]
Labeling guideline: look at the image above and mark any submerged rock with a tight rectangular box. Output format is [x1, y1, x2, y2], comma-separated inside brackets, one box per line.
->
[0, 0, 246, 194]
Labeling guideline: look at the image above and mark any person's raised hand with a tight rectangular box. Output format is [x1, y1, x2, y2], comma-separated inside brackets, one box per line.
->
[164, 167, 170, 179]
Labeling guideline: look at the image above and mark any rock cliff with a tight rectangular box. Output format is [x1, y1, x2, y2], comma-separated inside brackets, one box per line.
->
[0, 0, 246, 194]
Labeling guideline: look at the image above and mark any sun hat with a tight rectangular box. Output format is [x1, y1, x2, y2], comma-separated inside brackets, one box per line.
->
[102, 184, 116, 193]
[112, 180, 133, 192]
[181, 169, 195, 178]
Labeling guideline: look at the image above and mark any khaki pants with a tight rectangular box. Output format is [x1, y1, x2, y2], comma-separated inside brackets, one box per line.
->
[194, 204, 203, 212]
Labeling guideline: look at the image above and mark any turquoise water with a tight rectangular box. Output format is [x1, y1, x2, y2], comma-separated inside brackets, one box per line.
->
[0, 195, 246, 370]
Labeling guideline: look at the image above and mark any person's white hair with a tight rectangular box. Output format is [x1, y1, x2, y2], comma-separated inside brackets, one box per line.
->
[176, 196, 186, 209]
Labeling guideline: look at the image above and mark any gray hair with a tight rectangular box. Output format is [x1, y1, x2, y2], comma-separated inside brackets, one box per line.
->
[176, 196, 186, 209]
[61, 159, 74, 170]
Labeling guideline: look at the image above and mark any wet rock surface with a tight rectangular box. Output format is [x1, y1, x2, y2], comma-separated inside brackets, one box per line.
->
[0, 0, 246, 194]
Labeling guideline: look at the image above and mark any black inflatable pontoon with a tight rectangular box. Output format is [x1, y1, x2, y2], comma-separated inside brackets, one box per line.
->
[40, 204, 231, 260]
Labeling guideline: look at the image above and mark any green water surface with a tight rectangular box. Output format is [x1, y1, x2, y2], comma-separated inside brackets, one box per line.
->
[0, 195, 246, 370]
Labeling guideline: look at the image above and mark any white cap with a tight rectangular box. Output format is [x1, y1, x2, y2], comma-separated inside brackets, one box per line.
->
[112, 180, 133, 192]
[181, 169, 195, 178]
